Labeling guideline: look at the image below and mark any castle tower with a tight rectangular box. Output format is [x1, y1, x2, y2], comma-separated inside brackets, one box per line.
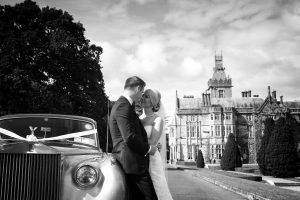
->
[207, 53, 233, 98]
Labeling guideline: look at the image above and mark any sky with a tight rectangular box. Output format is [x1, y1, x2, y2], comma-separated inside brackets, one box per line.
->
[3, 0, 300, 115]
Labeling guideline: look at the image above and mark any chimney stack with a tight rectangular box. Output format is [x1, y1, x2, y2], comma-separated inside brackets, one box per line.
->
[202, 93, 206, 106]
[248, 90, 251, 97]
[272, 91, 277, 99]
[242, 91, 245, 97]
[268, 86, 271, 96]
[207, 94, 211, 106]
[280, 96, 283, 105]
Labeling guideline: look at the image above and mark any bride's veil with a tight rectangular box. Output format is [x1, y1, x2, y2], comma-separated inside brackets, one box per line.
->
[155, 102, 168, 181]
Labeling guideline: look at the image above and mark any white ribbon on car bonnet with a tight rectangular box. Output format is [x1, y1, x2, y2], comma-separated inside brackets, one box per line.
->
[0, 127, 26, 140]
[0, 127, 97, 142]
[38, 129, 97, 141]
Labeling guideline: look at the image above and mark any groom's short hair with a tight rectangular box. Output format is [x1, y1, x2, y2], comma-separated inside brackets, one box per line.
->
[124, 76, 146, 89]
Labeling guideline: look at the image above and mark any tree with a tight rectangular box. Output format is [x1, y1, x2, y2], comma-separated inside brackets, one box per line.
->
[257, 118, 274, 175]
[221, 133, 242, 171]
[266, 117, 299, 178]
[0, 1, 109, 150]
[196, 149, 205, 168]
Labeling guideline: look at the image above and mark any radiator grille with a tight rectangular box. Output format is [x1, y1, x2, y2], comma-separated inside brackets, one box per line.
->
[0, 153, 61, 200]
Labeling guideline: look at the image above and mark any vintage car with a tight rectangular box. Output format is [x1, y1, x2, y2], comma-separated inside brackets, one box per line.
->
[0, 114, 126, 200]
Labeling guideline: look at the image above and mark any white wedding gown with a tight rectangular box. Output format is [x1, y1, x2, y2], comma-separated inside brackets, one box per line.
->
[144, 126, 173, 200]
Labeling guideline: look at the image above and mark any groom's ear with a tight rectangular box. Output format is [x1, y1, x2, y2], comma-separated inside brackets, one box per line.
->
[137, 85, 144, 92]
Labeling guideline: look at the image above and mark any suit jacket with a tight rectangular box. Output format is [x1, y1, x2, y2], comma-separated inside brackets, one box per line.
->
[109, 96, 150, 174]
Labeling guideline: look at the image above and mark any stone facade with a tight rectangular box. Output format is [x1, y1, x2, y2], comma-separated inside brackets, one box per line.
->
[168, 55, 300, 164]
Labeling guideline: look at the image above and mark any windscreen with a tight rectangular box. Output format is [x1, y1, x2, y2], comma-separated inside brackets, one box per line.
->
[0, 117, 97, 147]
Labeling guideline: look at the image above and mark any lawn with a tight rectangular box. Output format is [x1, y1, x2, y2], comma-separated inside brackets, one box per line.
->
[189, 168, 300, 200]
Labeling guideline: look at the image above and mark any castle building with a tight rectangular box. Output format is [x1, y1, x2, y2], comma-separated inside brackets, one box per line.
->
[168, 54, 300, 164]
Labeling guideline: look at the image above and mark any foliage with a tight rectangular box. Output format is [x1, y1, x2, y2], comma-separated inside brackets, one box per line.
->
[257, 118, 274, 175]
[286, 113, 300, 147]
[235, 115, 250, 163]
[221, 133, 242, 171]
[0, 0, 109, 150]
[196, 149, 205, 168]
[266, 117, 299, 178]
[254, 115, 264, 163]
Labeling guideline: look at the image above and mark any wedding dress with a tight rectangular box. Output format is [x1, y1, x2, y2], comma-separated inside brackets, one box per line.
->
[144, 125, 173, 200]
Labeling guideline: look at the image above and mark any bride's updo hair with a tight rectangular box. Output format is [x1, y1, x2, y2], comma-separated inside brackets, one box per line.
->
[147, 89, 161, 112]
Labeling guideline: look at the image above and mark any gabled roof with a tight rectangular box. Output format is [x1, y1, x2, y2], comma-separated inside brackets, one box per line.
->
[176, 97, 264, 114]
[257, 97, 300, 114]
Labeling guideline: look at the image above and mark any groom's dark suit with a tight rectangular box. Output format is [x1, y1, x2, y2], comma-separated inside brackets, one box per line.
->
[109, 96, 157, 200]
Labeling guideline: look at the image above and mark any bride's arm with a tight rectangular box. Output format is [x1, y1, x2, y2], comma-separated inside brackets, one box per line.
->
[148, 116, 163, 146]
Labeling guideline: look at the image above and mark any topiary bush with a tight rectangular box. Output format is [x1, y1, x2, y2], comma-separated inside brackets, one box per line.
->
[221, 133, 242, 171]
[257, 118, 274, 175]
[196, 149, 205, 168]
[266, 117, 299, 178]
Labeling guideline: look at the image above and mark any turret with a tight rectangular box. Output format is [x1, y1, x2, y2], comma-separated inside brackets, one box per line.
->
[207, 52, 233, 99]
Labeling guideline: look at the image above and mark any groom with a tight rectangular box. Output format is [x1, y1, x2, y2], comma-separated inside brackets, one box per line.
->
[109, 76, 158, 200]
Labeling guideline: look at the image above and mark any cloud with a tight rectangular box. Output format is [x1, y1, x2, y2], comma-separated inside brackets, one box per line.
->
[93, 0, 300, 114]
[3, 0, 300, 114]
[178, 57, 204, 78]
[125, 38, 167, 74]
[132, 0, 156, 5]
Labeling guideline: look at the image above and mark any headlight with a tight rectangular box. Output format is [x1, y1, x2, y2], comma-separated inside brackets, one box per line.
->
[73, 165, 99, 189]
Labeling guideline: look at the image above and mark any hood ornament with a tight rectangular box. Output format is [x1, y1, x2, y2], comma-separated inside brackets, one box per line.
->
[26, 126, 38, 141]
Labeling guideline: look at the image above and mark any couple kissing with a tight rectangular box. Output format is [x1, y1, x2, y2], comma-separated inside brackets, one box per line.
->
[109, 76, 173, 200]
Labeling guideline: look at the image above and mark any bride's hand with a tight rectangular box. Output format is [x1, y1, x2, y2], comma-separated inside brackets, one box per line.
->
[156, 142, 162, 152]
[149, 145, 157, 155]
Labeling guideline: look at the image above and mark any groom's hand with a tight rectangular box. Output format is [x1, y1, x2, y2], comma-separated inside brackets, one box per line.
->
[149, 145, 157, 155]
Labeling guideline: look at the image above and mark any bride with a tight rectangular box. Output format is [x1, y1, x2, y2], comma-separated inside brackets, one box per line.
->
[140, 89, 173, 200]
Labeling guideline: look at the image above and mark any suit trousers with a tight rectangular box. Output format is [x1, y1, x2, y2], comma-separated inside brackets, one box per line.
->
[127, 171, 158, 200]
